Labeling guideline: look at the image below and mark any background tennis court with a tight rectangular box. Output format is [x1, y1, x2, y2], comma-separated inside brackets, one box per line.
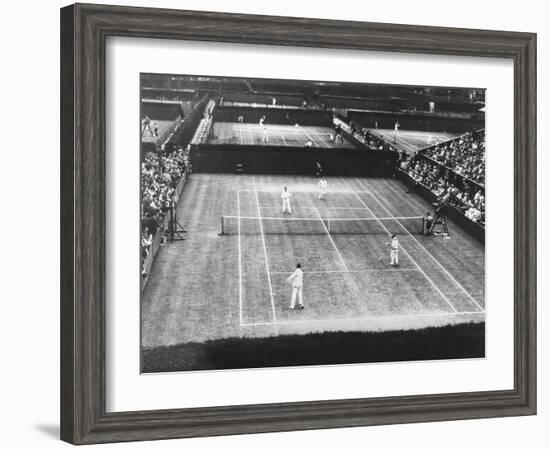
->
[369, 128, 459, 153]
[208, 122, 356, 148]
[141, 174, 485, 348]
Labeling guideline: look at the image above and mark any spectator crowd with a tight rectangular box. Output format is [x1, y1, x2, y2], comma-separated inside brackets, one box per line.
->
[423, 131, 485, 185]
[360, 128, 393, 151]
[141, 145, 191, 271]
[335, 118, 393, 151]
[399, 142, 485, 225]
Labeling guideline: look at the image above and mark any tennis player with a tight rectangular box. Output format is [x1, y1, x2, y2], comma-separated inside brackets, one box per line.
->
[393, 121, 400, 143]
[281, 185, 293, 214]
[141, 115, 153, 137]
[315, 161, 324, 178]
[287, 263, 304, 310]
[387, 233, 399, 267]
[318, 177, 327, 200]
[335, 124, 343, 143]
[260, 115, 269, 142]
[424, 212, 434, 235]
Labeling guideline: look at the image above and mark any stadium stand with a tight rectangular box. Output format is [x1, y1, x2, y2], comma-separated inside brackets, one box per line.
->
[422, 129, 485, 185]
[221, 93, 308, 108]
[141, 145, 191, 281]
[140, 95, 211, 285]
[333, 116, 394, 151]
[397, 129, 486, 231]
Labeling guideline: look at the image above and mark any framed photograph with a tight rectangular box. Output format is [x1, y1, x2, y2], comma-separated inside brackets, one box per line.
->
[60, 3, 536, 445]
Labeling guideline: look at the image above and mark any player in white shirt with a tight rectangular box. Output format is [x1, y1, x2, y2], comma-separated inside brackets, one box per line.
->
[387, 233, 399, 266]
[281, 185, 293, 214]
[393, 121, 400, 143]
[287, 263, 304, 310]
[259, 116, 269, 142]
[318, 177, 327, 200]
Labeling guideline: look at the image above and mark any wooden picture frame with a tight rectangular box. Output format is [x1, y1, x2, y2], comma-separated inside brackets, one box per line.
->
[60, 3, 536, 444]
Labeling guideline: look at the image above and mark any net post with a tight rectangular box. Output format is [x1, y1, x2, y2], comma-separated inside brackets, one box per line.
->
[220, 216, 224, 236]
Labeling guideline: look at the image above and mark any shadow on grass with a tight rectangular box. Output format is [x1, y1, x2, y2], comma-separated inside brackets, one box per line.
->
[142, 322, 484, 373]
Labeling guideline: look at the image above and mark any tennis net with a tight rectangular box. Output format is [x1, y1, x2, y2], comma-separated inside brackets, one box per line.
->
[220, 215, 425, 236]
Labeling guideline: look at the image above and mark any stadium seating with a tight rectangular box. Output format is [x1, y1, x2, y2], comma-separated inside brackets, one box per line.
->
[140, 146, 191, 276]
[398, 130, 485, 226]
[422, 130, 485, 185]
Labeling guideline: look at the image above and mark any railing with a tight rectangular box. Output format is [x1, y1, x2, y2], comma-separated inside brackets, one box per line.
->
[161, 94, 211, 152]
[417, 129, 485, 191]
[395, 169, 484, 243]
[333, 117, 396, 151]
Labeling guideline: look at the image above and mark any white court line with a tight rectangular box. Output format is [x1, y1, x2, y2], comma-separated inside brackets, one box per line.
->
[242, 310, 485, 327]
[270, 268, 420, 275]
[353, 192, 458, 314]
[224, 214, 423, 221]
[237, 190, 243, 326]
[394, 135, 418, 152]
[258, 206, 377, 211]
[371, 129, 416, 152]
[314, 207, 350, 272]
[254, 190, 277, 323]
[302, 128, 318, 147]
[365, 190, 485, 312]
[247, 126, 255, 145]
[321, 206, 376, 210]
[310, 128, 331, 148]
[239, 189, 374, 195]
[240, 125, 246, 145]
[259, 206, 316, 209]
[304, 128, 331, 148]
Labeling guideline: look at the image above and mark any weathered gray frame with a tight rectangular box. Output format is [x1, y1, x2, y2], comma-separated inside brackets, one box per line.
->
[60, 3, 537, 444]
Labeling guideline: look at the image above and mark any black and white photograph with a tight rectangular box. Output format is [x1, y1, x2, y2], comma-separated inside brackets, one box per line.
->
[1, 0, 544, 446]
[139, 74, 486, 373]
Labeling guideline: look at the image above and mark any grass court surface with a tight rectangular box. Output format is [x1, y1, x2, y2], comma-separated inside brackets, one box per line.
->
[141, 174, 485, 349]
[370, 128, 459, 153]
[207, 122, 356, 148]
[141, 120, 174, 141]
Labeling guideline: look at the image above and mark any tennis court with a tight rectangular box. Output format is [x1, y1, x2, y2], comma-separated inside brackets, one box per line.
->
[208, 122, 356, 148]
[370, 128, 459, 153]
[141, 174, 485, 348]
[141, 119, 175, 140]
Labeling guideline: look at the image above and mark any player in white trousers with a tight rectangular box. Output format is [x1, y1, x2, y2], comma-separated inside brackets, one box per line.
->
[281, 185, 293, 214]
[287, 263, 304, 310]
[259, 115, 269, 142]
[387, 233, 399, 266]
[393, 121, 400, 143]
[318, 177, 327, 200]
